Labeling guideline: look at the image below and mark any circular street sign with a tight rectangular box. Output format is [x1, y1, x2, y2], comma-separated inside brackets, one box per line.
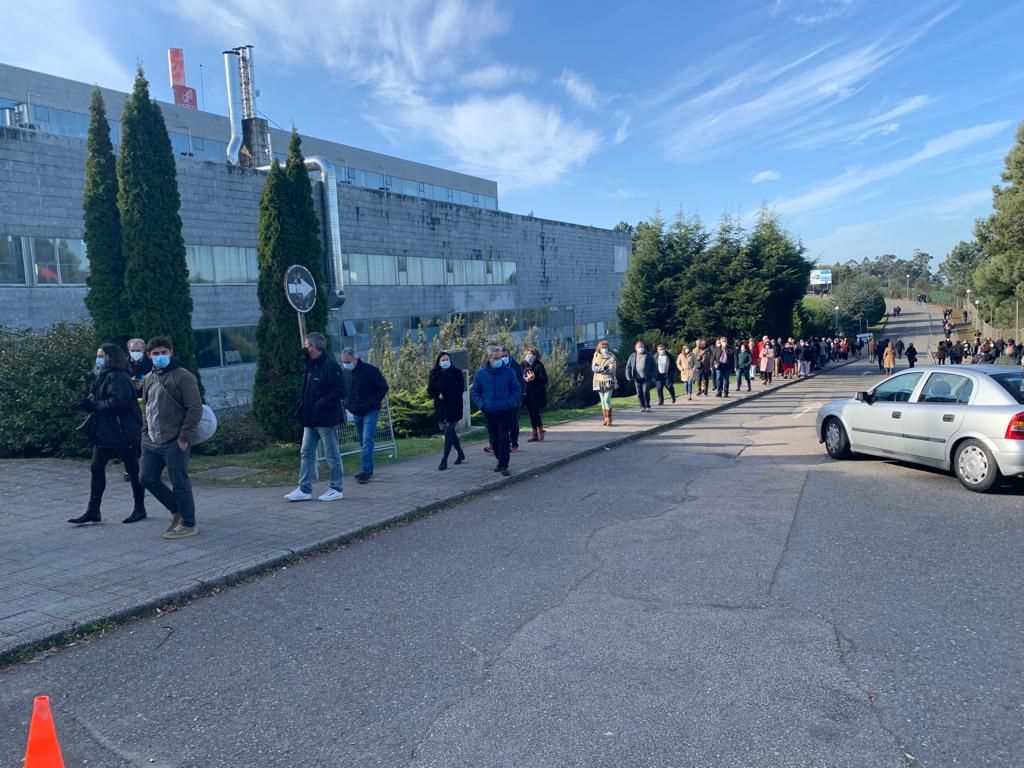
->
[284, 264, 317, 313]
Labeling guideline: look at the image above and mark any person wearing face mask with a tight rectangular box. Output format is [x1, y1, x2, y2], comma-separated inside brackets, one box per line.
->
[340, 348, 390, 484]
[592, 340, 617, 425]
[68, 343, 146, 525]
[625, 340, 656, 412]
[126, 337, 152, 392]
[427, 351, 466, 470]
[695, 338, 714, 397]
[501, 346, 524, 452]
[140, 336, 202, 540]
[471, 345, 521, 476]
[521, 346, 548, 442]
[286, 332, 346, 502]
[675, 345, 694, 401]
[653, 343, 677, 405]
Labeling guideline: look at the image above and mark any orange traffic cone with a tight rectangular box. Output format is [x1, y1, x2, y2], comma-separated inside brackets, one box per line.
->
[23, 696, 65, 768]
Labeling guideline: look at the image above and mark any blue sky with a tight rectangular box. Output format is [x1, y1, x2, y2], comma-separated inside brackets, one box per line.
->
[6, 0, 1024, 267]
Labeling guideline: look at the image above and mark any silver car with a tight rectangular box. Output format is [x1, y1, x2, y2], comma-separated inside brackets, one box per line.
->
[816, 365, 1024, 492]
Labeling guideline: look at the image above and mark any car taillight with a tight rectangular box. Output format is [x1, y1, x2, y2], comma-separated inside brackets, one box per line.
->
[1007, 412, 1024, 440]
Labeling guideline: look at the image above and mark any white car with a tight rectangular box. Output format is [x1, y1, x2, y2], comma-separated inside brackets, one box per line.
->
[816, 365, 1024, 492]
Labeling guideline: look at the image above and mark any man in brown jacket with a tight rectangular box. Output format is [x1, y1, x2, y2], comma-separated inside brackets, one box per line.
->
[141, 336, 202, 540]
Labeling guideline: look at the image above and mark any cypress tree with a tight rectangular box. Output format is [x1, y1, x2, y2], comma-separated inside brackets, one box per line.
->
[616, 215, 667, 343]
[118, 67, 198, 379]
[82, 89, 128, 347]
[252, 161, 305, 440]
[284, 129, 329, 336]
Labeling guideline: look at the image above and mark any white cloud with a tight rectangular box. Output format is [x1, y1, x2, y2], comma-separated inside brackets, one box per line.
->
[927, 189, 992, 219]
[170, 0, 601, 189]
[773, 0, 860, 26]
[556, 69, 609, 110]
[4, 0, 132, 89]
[792, 94, 931, 148]
[854, 121, 901, 142]
[661, 9, 952, 159]
[752, 170, 782, 184]
[613, 115, 631, 144]
[773, 121, 1012, 216]
[459, 64, 535, 89]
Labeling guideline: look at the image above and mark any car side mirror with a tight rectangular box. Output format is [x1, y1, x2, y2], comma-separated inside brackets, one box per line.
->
[855, 391, 872, 404]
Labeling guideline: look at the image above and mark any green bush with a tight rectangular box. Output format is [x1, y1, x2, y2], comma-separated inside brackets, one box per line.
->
[0, 322, 97, 458]
[388, 387, 438, 438]
[193, 406, 277, 456]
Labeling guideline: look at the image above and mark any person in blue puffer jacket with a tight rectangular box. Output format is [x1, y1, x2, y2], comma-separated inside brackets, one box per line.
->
[471, 345, 522, 476]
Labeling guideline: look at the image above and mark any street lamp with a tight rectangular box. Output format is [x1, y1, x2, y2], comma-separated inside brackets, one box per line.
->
[975, 299, 980, 331]
[905, 274, 911, 301]
[966, 288, 971, 312]
[834, 305, 840, 335]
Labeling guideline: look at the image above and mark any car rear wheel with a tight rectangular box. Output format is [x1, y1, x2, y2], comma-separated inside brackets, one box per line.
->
[953, 439, 1002, 493]
[824, 418, 851, 460]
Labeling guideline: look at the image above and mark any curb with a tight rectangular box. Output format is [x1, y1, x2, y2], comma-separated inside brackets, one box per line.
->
[0, 360, 855, 667]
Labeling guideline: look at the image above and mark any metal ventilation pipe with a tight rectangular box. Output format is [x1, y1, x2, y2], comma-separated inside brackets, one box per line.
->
[222, 50, 243, 164]
[257, 155, 346, 302]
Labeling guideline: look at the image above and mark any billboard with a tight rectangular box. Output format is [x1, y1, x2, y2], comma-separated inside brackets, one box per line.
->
[810, 268, 833, 285]
[173, 85, 198, 110]
[168, 48, 186, 88]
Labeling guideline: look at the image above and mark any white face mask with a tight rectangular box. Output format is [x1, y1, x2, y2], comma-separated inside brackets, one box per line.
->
[129, 351, 144, 362]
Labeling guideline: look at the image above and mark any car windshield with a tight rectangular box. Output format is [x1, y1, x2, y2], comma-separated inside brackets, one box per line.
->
[990, 371, 1024, 404]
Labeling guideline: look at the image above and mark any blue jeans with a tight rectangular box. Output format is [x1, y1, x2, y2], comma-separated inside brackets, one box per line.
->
[141, 437, 195, 526]
[299, 426, 343, 494]
[352, 410, 379, 475]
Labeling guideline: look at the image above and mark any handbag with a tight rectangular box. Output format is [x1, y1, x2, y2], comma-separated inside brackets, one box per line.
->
[151, 376, 218, 445]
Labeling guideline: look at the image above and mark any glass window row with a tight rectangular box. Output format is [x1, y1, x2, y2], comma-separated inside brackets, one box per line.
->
[0, 235, 87, 285]
[343, 253, 516, 287]
[339, 168, 497, 210]
[194, 325, 258, 369]
[186, 244, 258, 284]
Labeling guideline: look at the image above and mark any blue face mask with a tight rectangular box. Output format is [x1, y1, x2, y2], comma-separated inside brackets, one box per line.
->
[151, 354, 171, 370]
[342, 362, 355, 371]
[95, 357, 105, 368]
[502, 355, 510, 365]
[439, 360, 451, 369]
[525, 354, 535, 363]
[491, 358, 503, 369]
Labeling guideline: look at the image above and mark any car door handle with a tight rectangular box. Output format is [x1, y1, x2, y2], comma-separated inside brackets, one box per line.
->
[891, 411, 902, 419]
[942, 414, 955, 422]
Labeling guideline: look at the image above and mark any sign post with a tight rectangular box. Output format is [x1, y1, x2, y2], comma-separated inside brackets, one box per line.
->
[283, 264, 317, 346]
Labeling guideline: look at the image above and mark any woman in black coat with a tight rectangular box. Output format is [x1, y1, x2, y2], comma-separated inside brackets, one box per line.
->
[69, 343, 146, 525]
[427, 351, 466, 471]
[521, 346, 548, 442]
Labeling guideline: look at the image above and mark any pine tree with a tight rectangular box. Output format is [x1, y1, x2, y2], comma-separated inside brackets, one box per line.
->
[284, 130, 329, 337]
[252, 161, 305, 440]
[616, 214, 667, 343]
[118, 68, 198, 378]
[82, 89, 128, 347]
[747, 209, 811, 337]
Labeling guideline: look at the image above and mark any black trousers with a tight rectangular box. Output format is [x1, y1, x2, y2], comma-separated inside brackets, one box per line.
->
[89, 444, 145, 514]
[484, 410, 513, 469]
[633, 379, 651, 408]
[526, 400, 544, 429]
[654, 374, 676, 403]
[141, 438, 196, 527]
[509, 404, 521, 447]
[441, 421, 463, 461]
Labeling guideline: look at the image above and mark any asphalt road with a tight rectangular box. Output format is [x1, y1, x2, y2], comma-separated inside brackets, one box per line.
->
[2, 348, 1021, 766]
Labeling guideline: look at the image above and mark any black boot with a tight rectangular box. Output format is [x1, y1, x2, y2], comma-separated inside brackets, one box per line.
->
[438, 458, 448, 471]
[122, 508, 147, 524]
[68, 511, 101, 525]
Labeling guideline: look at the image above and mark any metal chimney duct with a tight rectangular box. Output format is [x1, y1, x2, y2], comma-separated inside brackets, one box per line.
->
[222, 49, 243, 165]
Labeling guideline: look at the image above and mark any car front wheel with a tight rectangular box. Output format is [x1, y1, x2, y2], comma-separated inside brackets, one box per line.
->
[953, 439, 1002, 493]
[824, 418, 851, 460]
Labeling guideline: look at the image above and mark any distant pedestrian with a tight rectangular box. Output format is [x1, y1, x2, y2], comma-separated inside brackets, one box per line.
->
[905, 343, 918, 368]
[625, 340, 656, 411]
[592, 340, 618, 425]
[759, 341, 775, 385]
[994, 341, 1019, 366]
[735, 343, 752, 392]
[341, 348, 390, 484]
[935, 339, 947, 365]
[714, 337, 734, 397]
[653, 343, 677, 405]
[126, 337, 152, 394]
[695, 338, 713, 396]
[895, 338, 905, 359]
[676, 345, 694, 400]
[501, 346, 524, 452]
[427, 351, 466, 470]
[521, 347, 548, 442]
[285, 332, 345, 502]
[471, 346, 521, 476]
[68, 343, 146, 526]
[140, 336, 201, 540]
[882, 343, 896, 376]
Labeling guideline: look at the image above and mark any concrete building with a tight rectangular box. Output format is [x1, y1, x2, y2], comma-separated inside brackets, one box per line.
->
[0, 61, 630, 405]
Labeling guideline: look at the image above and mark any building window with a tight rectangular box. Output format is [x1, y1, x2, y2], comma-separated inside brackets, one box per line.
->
[0, 236, 26, 285]
[614, 245, 629, 273]
[421, 257, 445, 285]
[185, 244, 257, 284]
[368, 254, 397, 285]
[194, 328, 222, 369]
[56, 238, 88, 284]
[221, 325, 257, 365]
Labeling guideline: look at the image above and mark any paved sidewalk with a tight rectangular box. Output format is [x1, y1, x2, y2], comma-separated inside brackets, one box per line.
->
[0, 364, 848, 663]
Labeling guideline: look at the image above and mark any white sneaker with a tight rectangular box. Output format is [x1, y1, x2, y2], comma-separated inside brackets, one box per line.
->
[284, 488, 312, 501]
[318, 488, 344, 501]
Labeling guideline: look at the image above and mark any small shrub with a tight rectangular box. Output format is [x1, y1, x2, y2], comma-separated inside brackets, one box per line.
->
[194, 407, 277, 456]
[388, 387, 438, 438]
[0, 322, 97, 458]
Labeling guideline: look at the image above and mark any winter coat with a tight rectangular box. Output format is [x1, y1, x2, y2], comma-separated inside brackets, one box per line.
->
[427, 365, 465, 423]
[653, 351, 677, 382]
[883, 346, 896, 368]
[83, 368, 143, 448]
[625, 352, 657, 382]
[676, 352, 694, 382]
[142, 361, 202, 444]
[736, 349, 753, 369]
[522, 360, 548, 408]
[591, 353, 617, 392]
[471, 363, 521, 413]
[343, 360, 389, 416]
[298, 354, 345, 428]
[905, 345, 918, 363]
[712, 345, 735, 373]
